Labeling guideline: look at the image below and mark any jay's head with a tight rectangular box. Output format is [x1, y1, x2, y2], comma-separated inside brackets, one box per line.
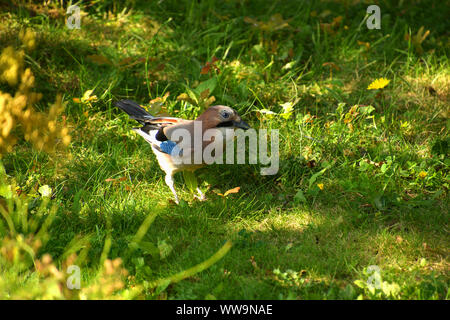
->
[196, 105, 250, 130]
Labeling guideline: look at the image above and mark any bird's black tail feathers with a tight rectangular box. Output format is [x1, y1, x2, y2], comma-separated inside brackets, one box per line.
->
[114, 99, 154, 124]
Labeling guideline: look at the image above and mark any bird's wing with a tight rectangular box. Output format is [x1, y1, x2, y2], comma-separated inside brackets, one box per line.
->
[141, 117, 191, 132]
[132, 128, 178, 153]
[115, 99, 197, 162]
[134, 119, 194, 158]
[115, 99, 189, 127]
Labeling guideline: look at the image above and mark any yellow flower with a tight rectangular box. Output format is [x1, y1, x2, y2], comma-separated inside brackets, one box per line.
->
[418, 171, 427, 179]
[367, 78, 390, 90]
[317, 183, 324, 190]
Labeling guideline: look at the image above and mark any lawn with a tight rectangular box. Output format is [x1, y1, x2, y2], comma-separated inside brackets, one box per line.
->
[0, 0, 448, 300]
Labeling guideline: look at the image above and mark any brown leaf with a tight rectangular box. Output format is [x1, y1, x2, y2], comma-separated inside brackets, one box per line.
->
[244, 14, 291, 32]
[155, 63, 165, 71]
[249, 256, 258, 269]
[322, 62, 340, 70]
[87, 54, 113, 65]
[306, 160, 316, 168]
[288, 47, 294, 59]
[365, 159, 384, 167]
[201, 65, 211, 75]
[244, 16, 260, 27]
[200, 89, 211, 100]
[118, 57, 133, 66]
[15, 187, 24, 196]
[343, 149, 354, 157]
[200, 57, 220, 75]
[118, 57, 146, 70]
[105, 177, 127, 184]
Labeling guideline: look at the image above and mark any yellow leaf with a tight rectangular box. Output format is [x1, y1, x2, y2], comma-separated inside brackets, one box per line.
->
[280, 101, 296, 119]
[80, 89, 97, 103]
[177, 93, 191, 101]
[85, 95, 98, 102]
[204, 95, 216, 108]
[82, 90, 94, 100]
[317, 183, 324, 190]
[257, 109, 276, 120]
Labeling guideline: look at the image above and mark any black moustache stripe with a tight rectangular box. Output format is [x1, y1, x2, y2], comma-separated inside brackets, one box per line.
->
[216, 121, 234, 128]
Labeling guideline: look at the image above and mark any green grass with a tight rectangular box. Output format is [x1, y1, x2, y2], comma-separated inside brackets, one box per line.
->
[0, 0, 448, 299]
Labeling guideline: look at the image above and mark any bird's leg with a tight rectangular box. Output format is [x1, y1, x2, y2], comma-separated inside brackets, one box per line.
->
[165, 173, 179, 204]
[183, 170, 205, 201]
[194, 187, 206, 201]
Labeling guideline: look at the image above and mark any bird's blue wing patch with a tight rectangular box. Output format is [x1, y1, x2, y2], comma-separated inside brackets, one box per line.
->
[159, 140, 180, 156]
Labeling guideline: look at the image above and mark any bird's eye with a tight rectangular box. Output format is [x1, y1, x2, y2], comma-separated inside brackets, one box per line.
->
[221, 111, 230, 119]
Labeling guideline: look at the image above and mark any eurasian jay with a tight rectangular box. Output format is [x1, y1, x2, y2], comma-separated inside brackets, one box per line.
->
[114, 99, 250, 204]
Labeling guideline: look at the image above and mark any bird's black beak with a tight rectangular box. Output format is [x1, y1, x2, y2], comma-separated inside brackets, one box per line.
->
[233, 120, 250, 130]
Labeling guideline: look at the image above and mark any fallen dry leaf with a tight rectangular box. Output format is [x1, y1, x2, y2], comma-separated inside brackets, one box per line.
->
[201, 56, 220, 75]
[223, 186, 241, 197]
[217, 187, 241, 197]
[306, 160, 317, 168]
[105, 177, 127, 184]
[87, 54, 113, 65]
